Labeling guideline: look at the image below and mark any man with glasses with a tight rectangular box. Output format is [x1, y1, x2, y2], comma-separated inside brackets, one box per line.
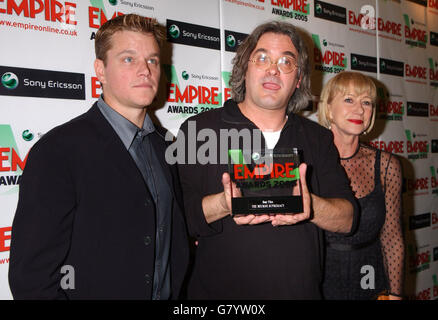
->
[177, 21, 358, 299]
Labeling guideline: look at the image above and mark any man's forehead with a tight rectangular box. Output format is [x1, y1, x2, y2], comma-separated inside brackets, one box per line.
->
[253, 32, 298, 56]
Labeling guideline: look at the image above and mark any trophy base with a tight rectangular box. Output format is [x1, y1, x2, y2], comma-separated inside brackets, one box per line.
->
[231, 195, 303, 215]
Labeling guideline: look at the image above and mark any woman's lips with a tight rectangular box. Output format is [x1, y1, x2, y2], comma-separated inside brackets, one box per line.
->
[348, 119, 363, 124]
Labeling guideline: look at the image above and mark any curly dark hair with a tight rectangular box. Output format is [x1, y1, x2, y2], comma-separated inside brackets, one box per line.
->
[229, 21, 311, 113]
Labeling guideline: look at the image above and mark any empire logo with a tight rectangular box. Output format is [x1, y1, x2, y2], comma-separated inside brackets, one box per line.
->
[348, 8, 401, 38]
[376, 17, 402, 36]
[431, 166, 438, 196]
[431, 105, 438, 121]
[376, 87, 403, 121]
[0, 125, 29, 192]
[88, 1, 154, 33]
[408, 244, 430, 274]
[0, 0, 77, 25]
[271, 0, 307, 13]
[0, 226, 11, 253]
[88, 5, 124, 30]
[406, 177, 429, 195]
[271, 0, 310, 22]
[433, 274, 438, 299]
[405, 129, 428, 160]
[429, 58, 438, 87]
[403, 14, 427, 48]
[405, 64, 427, 79]
[163, 65, 222, 117]
[312, 34, 346, 74]
[167, 84, 220, 106]
[378, 100, 403, 121]
[368, 140, 404, 154]
[233, 162, 298, 180]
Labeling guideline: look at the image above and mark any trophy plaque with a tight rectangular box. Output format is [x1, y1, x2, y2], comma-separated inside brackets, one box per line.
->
[228, 148, 303, 215]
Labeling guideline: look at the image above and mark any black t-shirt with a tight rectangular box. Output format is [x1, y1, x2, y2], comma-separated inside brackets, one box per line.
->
[177, 99, 358, 299]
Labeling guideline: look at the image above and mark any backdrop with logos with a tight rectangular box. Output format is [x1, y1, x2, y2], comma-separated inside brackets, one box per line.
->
[0, 0, 437, 300]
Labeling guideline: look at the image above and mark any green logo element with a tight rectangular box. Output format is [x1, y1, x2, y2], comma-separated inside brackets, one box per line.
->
[352, 56, 358, 67]
[380, 60, 386, 71]
[322, 39, 327, 46]
[108, 0, 117, 5]
[22, 130, 34, 141]
[182, 71, 189, 80]
[169, 24, 180, 39]
[226, 35, 236, 48]
[315, 3, 322, 14]
[1, 72, 19, 90]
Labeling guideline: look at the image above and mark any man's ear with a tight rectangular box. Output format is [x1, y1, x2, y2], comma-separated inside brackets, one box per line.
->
[296, 74, 302, 89]
[94, 59, 106, 85]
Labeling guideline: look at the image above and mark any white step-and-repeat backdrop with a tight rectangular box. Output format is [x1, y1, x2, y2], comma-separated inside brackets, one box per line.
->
[0, 0, 437, 300]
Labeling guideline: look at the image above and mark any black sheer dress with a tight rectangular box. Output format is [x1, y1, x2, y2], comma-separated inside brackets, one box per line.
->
[322, 144, 404, 299]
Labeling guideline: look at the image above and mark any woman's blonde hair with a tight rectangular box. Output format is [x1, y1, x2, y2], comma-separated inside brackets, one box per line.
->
[318, 71, 377, 134]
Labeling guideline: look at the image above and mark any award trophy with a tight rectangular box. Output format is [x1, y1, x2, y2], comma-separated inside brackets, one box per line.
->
[228, 148, 303, 215]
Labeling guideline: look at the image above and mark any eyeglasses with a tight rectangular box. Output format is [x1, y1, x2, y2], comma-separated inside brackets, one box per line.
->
[248, 52, 298, 74]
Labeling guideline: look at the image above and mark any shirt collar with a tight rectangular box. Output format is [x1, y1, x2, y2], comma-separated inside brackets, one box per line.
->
[221, 99, 293, 129]
[97, 95, 156, 150]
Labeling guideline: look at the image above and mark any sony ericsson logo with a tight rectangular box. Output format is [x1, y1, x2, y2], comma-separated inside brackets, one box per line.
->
[22, 130, 34, 142]
[315, 3, 322, 14]
[0, 65, 85, 100]
[167, 19, 220, 51]
[108, 0, 117, 5]
[379, 58, 404, 77]
[350, 53, 377, 73]
[169, 24, 180, 39]
[181, 71, 189, 80]
[1, 72, 19, 90]
[352, 56, 358, 67]
[226, 35, 236, 48]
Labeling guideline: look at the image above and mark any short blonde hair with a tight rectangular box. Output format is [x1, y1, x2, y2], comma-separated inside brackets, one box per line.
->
[95, 14, 164, 65]
[318, 71, 377, 134]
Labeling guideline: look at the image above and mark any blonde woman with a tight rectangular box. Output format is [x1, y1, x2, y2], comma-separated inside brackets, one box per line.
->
[318, 71, 404, 300]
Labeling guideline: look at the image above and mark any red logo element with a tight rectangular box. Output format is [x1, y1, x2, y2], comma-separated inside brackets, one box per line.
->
[379, 101, 403, 115]
[314, 48, 345, 67]
[368, 141, 404, 154]
[89, 6, 124, 29]
[0, 0, 77, 25]
[271, 0, 308, 13]
[234, 163, 295, 180]
[377, 18, 401, 36]
[406, 64, 427, 79]
[167, 84, 220, 105]
[0, 148, 28, 172]
[0, 227, 11, 252]
[405, 26, 426, 42]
